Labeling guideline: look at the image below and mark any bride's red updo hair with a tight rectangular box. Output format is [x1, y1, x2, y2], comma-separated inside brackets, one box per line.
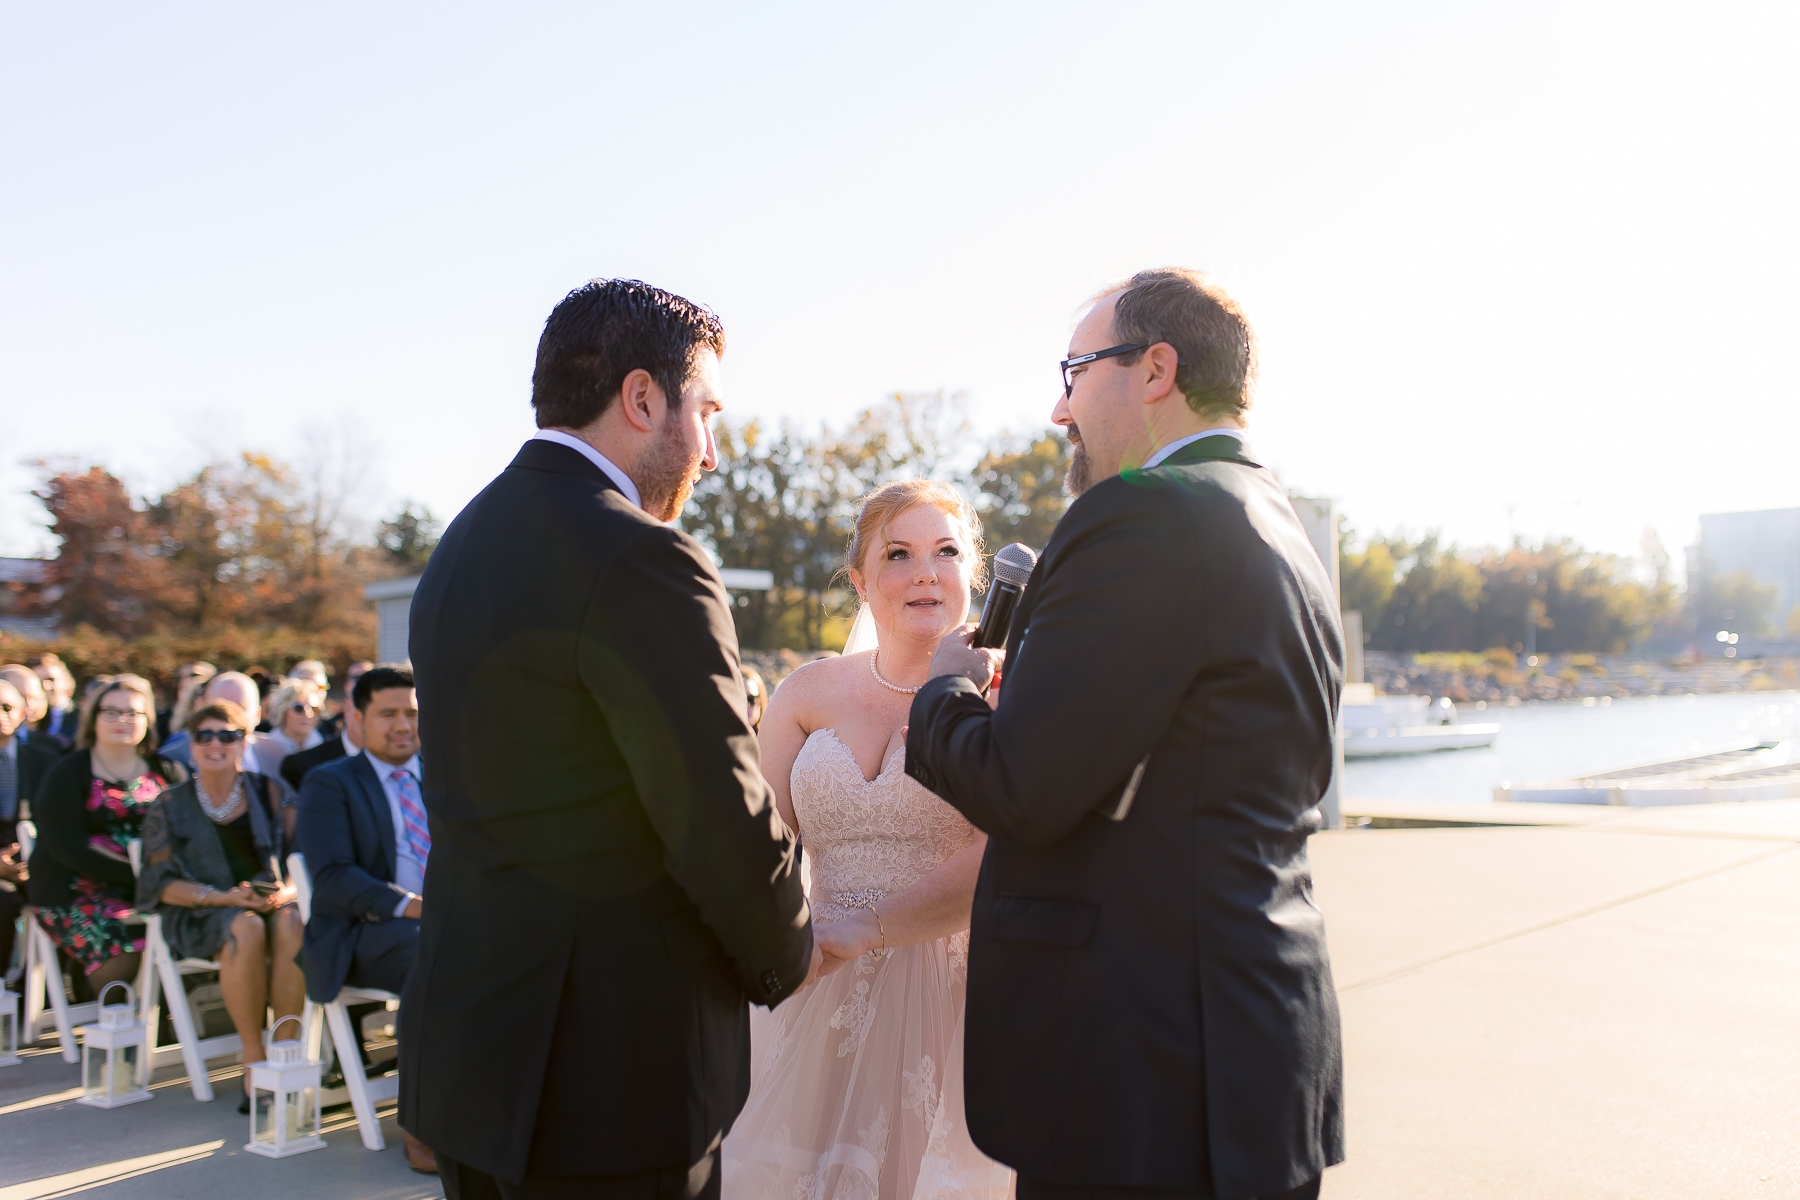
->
[846, 480, 988, 591]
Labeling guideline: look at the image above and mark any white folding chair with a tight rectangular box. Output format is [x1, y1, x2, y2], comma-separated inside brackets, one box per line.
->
[128, 839, 242, 1100]
[289, 852, 399, 1151]
[16, 821, 99, 1061]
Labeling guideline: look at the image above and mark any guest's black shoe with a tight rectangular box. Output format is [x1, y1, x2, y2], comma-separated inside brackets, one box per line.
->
[238, 1091, 250, 1115]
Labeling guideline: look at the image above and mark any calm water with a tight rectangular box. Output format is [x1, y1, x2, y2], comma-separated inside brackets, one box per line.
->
[1342, 692, 1800, 805]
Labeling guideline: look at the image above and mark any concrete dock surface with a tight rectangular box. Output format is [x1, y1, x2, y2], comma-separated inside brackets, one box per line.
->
[5, 799, 1799, 1198]
[1316, 800, 1800, 1198]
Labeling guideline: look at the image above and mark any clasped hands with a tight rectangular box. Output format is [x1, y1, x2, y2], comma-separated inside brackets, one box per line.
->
[806, 908, 884, 984]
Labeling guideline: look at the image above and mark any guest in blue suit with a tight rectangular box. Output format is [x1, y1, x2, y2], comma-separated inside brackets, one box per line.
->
[295, 664, 436, 1173]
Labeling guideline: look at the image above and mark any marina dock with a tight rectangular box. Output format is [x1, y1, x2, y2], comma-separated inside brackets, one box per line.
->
[1317, 799, 1800, 1197]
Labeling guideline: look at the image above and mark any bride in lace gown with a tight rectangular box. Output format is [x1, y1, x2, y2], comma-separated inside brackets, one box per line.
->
[723, 482, 1014, 1200]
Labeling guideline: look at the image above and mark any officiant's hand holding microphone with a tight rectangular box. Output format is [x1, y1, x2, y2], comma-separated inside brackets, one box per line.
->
[927, 541, 1036, 702]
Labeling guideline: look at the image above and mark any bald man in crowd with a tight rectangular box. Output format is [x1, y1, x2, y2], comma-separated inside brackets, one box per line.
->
[0, 665, 65, 754]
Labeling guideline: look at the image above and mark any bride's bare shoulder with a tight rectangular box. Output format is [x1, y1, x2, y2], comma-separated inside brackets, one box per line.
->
[768, 652, 868, 719]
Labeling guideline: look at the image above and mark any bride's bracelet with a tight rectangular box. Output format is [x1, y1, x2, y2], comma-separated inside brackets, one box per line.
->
[868, 904, 887, 953]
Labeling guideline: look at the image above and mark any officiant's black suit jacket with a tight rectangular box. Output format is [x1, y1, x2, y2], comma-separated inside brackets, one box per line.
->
[907, 435, 1346, 1200]
[399, 438, 813, 1185]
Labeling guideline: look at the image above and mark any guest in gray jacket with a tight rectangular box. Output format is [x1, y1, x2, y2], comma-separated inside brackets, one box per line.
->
[136, 698, 303, 1114]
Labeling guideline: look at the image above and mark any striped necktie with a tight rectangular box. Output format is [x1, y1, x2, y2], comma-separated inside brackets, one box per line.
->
[390, 768, 431, 870]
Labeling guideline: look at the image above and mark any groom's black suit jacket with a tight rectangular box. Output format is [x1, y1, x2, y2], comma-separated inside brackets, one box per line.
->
[907, 435, 1346, 1200]
[399, 439, 813, 1185]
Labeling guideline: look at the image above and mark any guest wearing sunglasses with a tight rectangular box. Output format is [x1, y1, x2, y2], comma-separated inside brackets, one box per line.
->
[159, 672, 271, 775]
[29, 675, 185, 994]
[259, 678, 325, 785]
[136, 698, 302, 1113]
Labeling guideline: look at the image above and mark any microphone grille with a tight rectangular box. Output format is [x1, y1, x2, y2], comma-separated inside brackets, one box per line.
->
[991, 542, 1038, 588]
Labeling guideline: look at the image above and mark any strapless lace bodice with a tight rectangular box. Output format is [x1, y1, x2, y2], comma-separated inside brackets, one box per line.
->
[792, 728, 979, 923]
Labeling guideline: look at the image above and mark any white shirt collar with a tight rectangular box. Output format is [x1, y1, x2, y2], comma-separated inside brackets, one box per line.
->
[339, 728, 360, 756]
[532, 430, 641, 509]
[1142, 427, 1245, 470]
[368, 752, 420, 779]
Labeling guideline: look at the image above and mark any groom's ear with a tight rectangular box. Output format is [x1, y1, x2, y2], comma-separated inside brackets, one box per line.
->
[617, 368, 662, 435]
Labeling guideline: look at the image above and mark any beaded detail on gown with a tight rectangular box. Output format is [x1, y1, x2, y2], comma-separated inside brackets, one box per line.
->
[723, 729, 1014, 1200]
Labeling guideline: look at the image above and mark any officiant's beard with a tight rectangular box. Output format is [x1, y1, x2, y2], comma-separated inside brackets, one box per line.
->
[637, 417, 703, 522]
[1065, 424, 1093, 497]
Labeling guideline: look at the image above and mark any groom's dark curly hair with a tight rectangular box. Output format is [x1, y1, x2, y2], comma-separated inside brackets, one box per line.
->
[531, 278, 726, 430]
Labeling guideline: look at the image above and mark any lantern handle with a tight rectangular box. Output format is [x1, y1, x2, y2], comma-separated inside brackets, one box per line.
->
[98, 980, 135, 1009]
[269, 1013, 304, 1041]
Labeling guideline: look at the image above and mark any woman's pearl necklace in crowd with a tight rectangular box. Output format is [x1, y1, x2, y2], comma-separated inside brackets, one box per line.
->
[196, 774, 242, 822]
[869, 649, 922, 695]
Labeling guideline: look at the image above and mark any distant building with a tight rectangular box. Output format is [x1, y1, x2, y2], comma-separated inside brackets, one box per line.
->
[0, 557, 58, 639]
[1692, 508, 1800, 628]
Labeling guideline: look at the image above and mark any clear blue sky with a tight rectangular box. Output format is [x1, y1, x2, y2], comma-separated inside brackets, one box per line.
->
[3, 3, 1796, 575]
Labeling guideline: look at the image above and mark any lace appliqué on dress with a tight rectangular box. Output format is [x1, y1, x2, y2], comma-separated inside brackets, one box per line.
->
[830, 979, 874, 1057]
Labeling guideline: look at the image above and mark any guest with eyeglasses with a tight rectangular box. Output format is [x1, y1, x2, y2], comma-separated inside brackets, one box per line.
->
[137, 698, 302, 1113]
[259, 678, 325, 785]
[28, 674, 186, 995]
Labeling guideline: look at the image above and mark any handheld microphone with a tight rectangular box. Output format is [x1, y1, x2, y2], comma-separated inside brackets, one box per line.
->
[973, 542, 1038, 649]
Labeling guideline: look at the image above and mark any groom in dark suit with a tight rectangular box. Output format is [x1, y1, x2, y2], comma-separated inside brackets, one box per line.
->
[908, 269, 1345, 1200]
[401, 279, 814, 1200]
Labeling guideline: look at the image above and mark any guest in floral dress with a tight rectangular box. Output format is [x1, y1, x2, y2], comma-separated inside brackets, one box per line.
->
[28, 674, 186, 993]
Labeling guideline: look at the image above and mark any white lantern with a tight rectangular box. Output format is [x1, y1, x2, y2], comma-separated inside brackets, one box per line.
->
[1, 986, 20, 1067]
[77, 981, 151, 1107]
[245, 1015, 325, 1158]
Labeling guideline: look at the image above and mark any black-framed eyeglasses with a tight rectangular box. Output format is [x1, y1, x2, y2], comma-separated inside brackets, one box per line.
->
[192, 728, 247, 745]
[1060, 342, 1148, 398]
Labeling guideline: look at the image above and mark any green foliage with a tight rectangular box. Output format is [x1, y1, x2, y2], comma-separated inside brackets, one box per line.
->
[376, 502, 441, 570]
[1689, 570, 1777, 641]
[971, 431, 1072, 557]
[684, 395, 1072, 650]
[1343, 533, 1679, 654]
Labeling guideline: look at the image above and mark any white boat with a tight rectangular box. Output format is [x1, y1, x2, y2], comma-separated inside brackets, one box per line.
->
[1341, 692, 1500, 759]
[1495, 740, 1800, 806]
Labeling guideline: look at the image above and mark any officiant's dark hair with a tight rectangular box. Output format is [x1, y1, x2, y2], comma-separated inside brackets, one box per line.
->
[532, 279, 726, 430]
[1097, 268, 1257, 421]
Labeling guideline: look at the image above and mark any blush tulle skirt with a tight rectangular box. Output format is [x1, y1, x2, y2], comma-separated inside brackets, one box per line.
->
[722, 932, 1014, 1200]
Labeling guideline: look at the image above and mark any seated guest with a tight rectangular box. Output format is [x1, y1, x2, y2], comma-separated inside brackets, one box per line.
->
[162, 672, 271, 774]
[296, 665, 434, 1172]
[1, 664, 68, 753]
[28, 654, 80, 745]
[137, 698, 302, 1114]
[158, 661, 216, 743]
[260, 679, 325, 783]
[1, 677, 59, 977]
[29, 674, 185, 994]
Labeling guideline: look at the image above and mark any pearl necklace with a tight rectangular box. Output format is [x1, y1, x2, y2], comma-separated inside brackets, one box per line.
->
[869, 649, 922, 695]
[196, 774, 242, 822]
